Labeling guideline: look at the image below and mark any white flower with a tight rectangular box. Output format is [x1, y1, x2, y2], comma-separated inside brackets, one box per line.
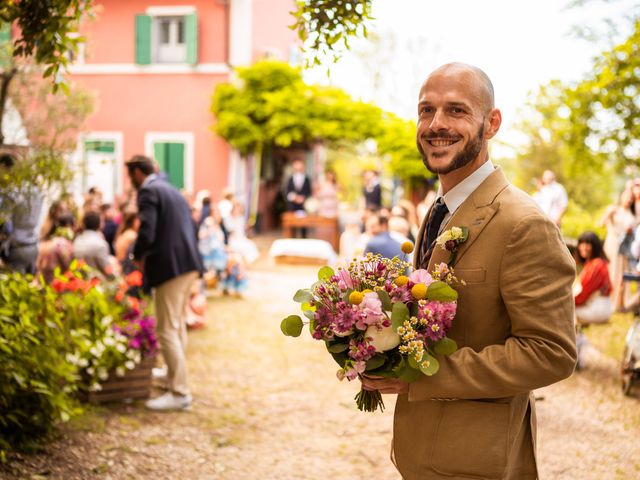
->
[115, 366, 126, 377]
[125, 361, 135, 370]
[78, 358, 89, 368]
[65, 353, 78, 364]
[98, 369, 109, 381]
[101, 315, 112, 326]
[133, 352, 141, 363]
[116, 343, 127, 353]
[86, 367, 95, 375]
[89, 382, 102, 392]
[103, 337, 115, 347]
[365, 324, 401, 352]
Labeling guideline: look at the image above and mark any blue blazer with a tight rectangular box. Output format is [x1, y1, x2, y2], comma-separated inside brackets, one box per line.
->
[364, 232, 403, 260]
[133, 177, 204, 291]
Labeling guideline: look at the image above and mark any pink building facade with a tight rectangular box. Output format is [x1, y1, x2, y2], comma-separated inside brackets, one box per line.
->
[69, 0, 297, 204]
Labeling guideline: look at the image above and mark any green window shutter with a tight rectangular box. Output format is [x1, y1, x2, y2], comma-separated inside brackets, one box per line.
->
[185, 12, 198, 65]
[153, 142, 185, 189]
[154, 142, 167, 173]
[135, 14, 152, 65]
[167, 143, 185, 189]
[85, 140, 115, 154]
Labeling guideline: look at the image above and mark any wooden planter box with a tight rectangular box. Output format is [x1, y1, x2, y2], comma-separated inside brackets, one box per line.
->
[84, 354, 156, 404]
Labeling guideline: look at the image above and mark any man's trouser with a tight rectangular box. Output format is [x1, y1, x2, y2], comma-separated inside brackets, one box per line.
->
[7, 244, 38, 275]
[153, 270, 199, 396]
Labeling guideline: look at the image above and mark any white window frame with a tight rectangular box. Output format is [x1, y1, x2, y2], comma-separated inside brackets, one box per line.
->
[73, 131, 124, 201]
[144, 131, 194, 194]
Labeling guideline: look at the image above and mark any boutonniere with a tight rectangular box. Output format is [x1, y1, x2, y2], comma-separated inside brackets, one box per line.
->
[435, 226, 469, 266]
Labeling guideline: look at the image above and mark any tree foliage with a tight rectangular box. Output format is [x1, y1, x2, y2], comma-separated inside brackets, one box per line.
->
[510, 19, 640, 238]
[0, 0, 93, 91]
[292, 0, 373, 66]
[211, 60, 426, 183]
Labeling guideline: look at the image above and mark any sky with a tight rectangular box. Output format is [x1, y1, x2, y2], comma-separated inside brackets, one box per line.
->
[304, 0, 637, 156]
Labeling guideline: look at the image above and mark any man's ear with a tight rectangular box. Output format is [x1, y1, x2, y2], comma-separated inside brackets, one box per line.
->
[485, 108, 502, 139]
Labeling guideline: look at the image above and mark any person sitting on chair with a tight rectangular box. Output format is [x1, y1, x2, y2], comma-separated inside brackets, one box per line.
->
[574, 231, 612, 325]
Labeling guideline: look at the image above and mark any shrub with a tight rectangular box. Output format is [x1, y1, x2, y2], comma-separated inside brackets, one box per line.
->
[0, 272, 80, 456]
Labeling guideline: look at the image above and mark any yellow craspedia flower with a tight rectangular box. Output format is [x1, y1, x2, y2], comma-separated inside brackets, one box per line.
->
[401, 241, 414, 254]
[362, 289, 374, 294]
[349, 291, 364, 305]
[395, 275, 409, 286]
[411, 283, 427, 300]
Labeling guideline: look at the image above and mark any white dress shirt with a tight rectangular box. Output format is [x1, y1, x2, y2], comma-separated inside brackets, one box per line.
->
[436, 160, 496, 235]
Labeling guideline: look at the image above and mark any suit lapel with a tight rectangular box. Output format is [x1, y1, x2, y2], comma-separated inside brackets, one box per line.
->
[426, 167, 510, 271]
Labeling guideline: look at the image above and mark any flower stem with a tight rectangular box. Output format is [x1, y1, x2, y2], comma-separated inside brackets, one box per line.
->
[354, 388, 385, 412]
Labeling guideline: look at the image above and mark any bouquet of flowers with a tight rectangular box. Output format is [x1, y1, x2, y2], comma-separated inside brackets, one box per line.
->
[280, 243, 462, 412]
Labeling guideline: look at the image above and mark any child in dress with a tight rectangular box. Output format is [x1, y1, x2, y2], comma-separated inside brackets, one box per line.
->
[198, 209, 228, 289]
[222, 251, 248, 298]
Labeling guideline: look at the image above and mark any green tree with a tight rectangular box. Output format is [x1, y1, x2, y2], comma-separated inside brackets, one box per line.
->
[292, 0, 374, 66]
[0, 0, 93, 89]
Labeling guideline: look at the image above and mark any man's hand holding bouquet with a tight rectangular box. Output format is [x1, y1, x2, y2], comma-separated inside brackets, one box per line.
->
[281, 242, 463, 412]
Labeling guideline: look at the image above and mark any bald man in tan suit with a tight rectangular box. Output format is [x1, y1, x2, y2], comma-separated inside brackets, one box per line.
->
[361, 63, 577, 480]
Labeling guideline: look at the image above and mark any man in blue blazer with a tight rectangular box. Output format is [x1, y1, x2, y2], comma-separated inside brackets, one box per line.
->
[127, 155, 204, 411]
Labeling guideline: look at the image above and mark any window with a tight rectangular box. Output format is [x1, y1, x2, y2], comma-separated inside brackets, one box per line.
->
[154, 142, 185, 189]
[135, 10, 198, 66]
[156, 16, 186, 63]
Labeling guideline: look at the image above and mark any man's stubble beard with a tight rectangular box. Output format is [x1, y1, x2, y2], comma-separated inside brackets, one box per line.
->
[418, 123, 485, 175]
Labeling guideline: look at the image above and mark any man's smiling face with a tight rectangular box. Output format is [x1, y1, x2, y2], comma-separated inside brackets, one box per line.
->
[416, 67, 490, 175]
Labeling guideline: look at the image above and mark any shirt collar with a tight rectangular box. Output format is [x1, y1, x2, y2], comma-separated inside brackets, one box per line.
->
[141, 173, 157, 188]
[437, 160, 495, 214]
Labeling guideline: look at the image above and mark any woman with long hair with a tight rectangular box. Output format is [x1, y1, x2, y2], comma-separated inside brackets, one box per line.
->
[574, 231, 612, 325]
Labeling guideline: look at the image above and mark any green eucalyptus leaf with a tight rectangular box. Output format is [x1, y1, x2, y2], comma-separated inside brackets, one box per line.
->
[434, 337, 458, 356]
[318, 266, 335, 281]
[293, 289, 313, 303]
[326, 341, 349, 353]
[303, 309, 316, 321]
[376, 289, 392, 311]
[426, 281, 458, 302]
[280, 315, 304, 337]
[391, 302, 410, 331]
[365, 354, 387, 371]
[419, 353, 440, 376]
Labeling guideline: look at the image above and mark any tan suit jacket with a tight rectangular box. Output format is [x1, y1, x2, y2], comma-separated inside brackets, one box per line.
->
[393, 167, 577, 480]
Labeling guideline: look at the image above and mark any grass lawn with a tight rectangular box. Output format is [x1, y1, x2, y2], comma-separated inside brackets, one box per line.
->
[583, 311, 635, 360]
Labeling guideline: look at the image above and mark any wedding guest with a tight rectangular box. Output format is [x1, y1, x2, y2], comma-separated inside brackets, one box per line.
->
[532, 169, 568, 228]
[222, 250, 248, 298]
[360, 63, 576, 480]
[36, 214, 76, 283]
[39, 200, 67, 241]
[114, 210, 139, 264]
[198, 209, 228, 284]
[599, 188, 635, 310]
[226, 202, 259, 264]
[364, 214, 403, 260]
[574, 231, 612, 324]
[100, 203, 118, 256]
[1, 170, 44, 275]
[217, 188, 235, 244]
[126, 155, 204, 411]
[416, 180, 437, 223]
[285, 158, 312, 213]
[73, 211, 113, 278]
[362, 169, 382, 210]
[316, 170, 339, 218]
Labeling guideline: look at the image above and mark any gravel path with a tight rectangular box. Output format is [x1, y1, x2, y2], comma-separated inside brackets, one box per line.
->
[4, 249, 640, 479]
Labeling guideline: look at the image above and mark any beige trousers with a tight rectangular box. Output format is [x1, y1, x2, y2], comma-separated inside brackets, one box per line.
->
[153, 271, 199, 396]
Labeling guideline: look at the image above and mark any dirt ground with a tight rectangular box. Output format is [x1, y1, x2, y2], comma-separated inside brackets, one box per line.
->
[3, 238, 640, 480]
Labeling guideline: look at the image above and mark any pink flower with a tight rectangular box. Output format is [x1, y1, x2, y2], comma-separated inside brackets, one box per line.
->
[356, 292, 384, 329]
[336, 268, 355, 290]
[345, 368, 359, 381]
[410, 269, 434, 286]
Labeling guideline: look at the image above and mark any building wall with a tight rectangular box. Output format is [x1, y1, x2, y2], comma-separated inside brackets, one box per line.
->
[84, 0, 227, 64]
[251, 0, 298, 61]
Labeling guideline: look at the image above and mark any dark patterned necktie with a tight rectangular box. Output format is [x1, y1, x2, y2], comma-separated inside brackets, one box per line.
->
[420, 198, 449, 266]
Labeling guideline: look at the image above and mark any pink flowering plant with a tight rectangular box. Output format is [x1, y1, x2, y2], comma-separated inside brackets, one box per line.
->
[281, 247, 461, 412]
